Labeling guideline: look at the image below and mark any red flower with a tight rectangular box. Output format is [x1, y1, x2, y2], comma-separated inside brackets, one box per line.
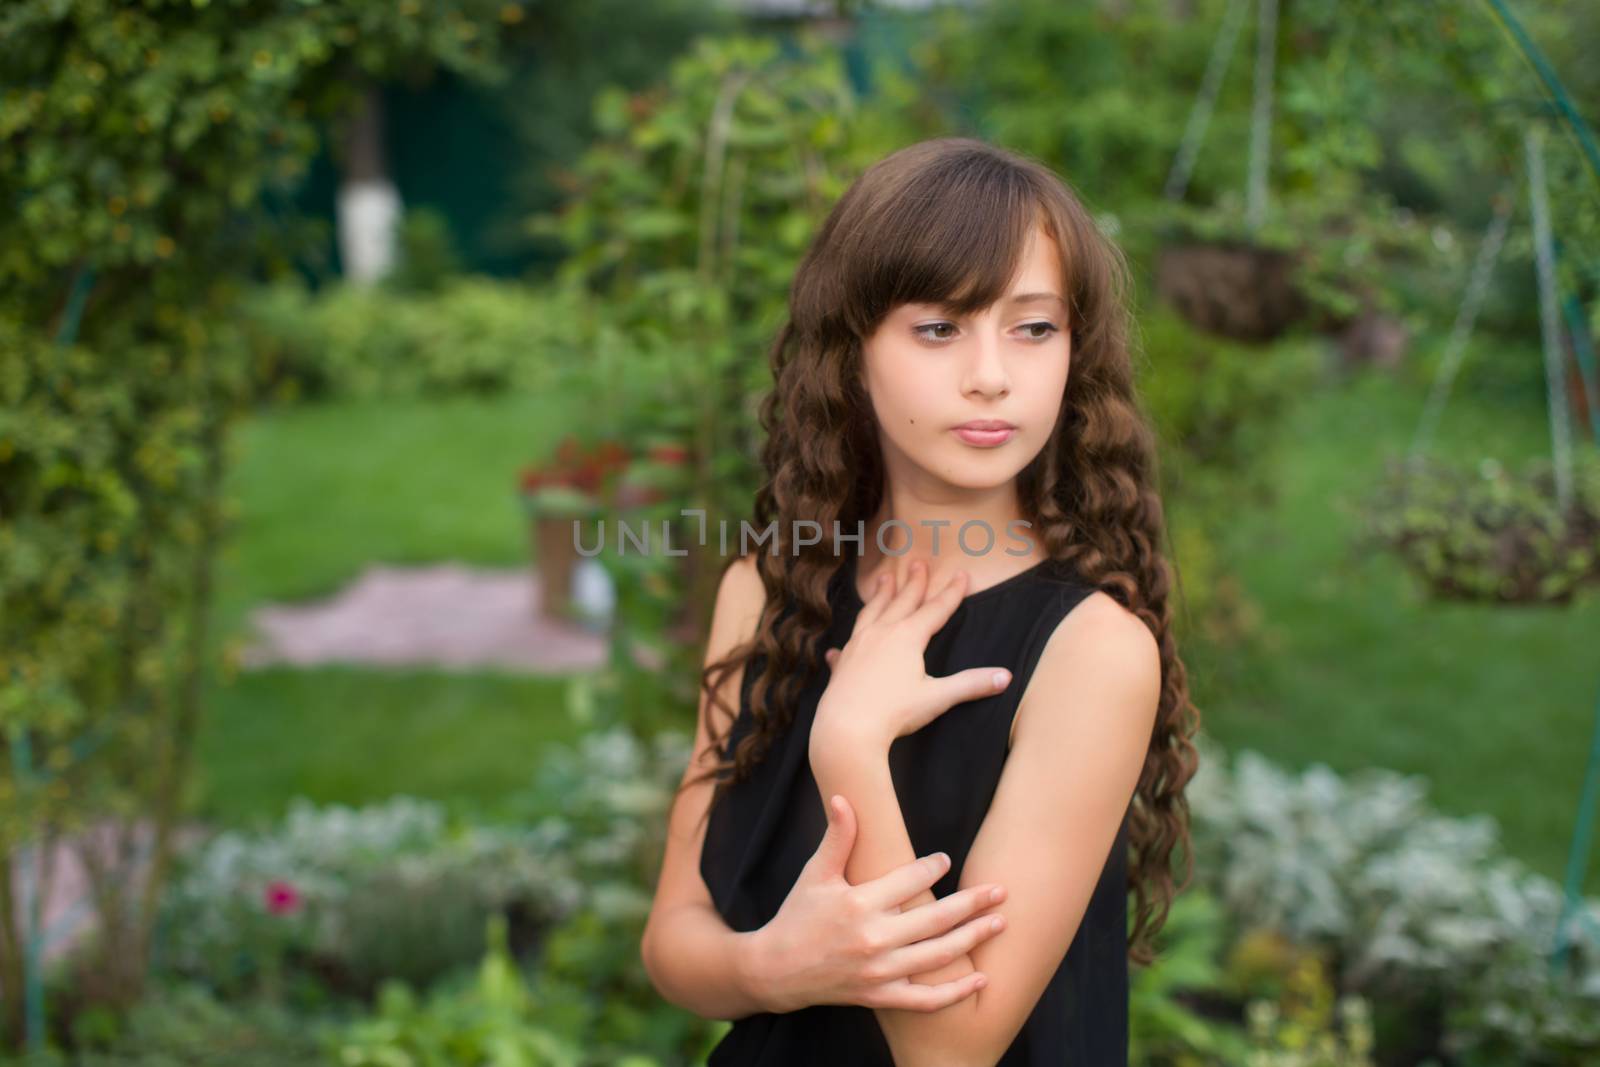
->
[596, 440, 631, 472]
[264, 879, 301, 916]
[570, 456, 603, 492]
[522, 436, 638, 497]
[648, 443, 691, 465]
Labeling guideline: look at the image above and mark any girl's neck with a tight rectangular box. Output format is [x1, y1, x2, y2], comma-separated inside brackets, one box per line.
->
[850, 504, 1045, 595]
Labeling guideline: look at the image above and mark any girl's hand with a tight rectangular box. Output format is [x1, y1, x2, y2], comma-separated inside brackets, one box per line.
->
[812, 558, 1013, 753]
[746, 793, 1009, 1013]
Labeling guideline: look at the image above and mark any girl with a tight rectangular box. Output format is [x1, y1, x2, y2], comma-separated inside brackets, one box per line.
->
[642, 137, 1200, 1065]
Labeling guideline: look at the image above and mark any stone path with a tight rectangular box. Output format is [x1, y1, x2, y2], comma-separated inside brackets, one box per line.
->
[239, 561, 609, 673]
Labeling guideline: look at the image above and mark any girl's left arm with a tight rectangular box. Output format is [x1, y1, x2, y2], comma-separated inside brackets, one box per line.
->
[809, 591, 1161, 1067]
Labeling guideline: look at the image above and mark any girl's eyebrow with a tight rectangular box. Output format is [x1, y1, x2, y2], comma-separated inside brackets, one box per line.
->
[929, 292, 1067, 315]
[1006, 291, 1068, 311]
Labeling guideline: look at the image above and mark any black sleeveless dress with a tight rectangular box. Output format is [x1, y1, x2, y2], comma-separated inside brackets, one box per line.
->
[699, 552, 1132, 1065]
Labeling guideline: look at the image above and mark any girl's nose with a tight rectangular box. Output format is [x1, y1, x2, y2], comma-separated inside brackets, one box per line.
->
[963, 339, 1010, 398]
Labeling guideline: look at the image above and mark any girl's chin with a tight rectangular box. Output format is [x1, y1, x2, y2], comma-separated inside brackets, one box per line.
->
[926, 459, 1025, 493]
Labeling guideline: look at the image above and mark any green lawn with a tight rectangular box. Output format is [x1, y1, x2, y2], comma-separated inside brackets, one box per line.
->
[193, 666, 582, 829]
[212, 390, 567, 638]
[194, 391, 584, 828]
[195, 349, 1600, 895]
[1188, 339, 1600, 893]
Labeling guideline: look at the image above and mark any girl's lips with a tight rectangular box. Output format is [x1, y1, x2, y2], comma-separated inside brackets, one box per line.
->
[952, 426, 1015, 447]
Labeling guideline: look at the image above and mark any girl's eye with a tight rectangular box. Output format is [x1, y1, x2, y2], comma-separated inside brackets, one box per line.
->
[912, 322, 1061, 344]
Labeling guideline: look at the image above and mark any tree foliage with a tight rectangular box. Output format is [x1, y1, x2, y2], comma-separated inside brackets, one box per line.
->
[0, 0, 520, 1047]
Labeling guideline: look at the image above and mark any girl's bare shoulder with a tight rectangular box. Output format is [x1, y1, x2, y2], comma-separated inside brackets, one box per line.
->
[717, 554, 766, 628]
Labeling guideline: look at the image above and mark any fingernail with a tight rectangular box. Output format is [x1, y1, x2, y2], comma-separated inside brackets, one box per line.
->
[989, 886, 1004, 903]
[974, 974, 988, 989]
[992, 670, 1010, 689]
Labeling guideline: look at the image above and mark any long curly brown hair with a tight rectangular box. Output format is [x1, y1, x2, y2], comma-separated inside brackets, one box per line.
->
[679, 137, 1200, 966]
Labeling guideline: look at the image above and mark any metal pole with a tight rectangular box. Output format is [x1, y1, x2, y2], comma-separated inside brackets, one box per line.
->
[1524, 125, 1575, 511]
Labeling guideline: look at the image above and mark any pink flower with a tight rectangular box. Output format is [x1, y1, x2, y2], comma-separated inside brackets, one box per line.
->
[264, 879, 301, 916]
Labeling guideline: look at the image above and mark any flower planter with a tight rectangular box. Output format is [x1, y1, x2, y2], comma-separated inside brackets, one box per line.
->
[530, 510, 593, 622]
[520, 434, 632, 623]
[519, 435, 697, 628]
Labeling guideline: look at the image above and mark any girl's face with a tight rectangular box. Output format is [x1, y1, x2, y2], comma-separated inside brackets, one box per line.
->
[860, 224, 1071, 496]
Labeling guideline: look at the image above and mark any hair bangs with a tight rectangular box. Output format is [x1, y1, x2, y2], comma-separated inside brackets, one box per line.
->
[842, 157, 1057, 335]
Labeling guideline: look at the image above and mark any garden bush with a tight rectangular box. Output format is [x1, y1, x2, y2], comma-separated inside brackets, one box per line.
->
[333, 909, 720, 1067]
[16, 981, 334, 1067]
[154, 796, 581, 1004]
[147, 725, 709, 1059]
[1187, 736, 1600, 1064]
[141, 717, 1600, 1064]
[0, 0, 522, 1042]
[241, 275, 577, 404]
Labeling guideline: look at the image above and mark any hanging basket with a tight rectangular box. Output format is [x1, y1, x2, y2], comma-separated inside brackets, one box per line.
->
[1358, 454, 1600, 606]
[1154, 238, 1311, 343]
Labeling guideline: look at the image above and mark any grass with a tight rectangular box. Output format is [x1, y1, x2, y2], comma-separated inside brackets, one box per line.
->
[1187, 336, 1600, 893]
[193, 666, 582, 829]
[211, 390, 565, 638]
[194, 390, 583, 828]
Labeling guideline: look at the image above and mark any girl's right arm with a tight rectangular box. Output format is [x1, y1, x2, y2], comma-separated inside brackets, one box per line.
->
[640, 554, 772, 1020]
[640, 895, 773, 1020]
